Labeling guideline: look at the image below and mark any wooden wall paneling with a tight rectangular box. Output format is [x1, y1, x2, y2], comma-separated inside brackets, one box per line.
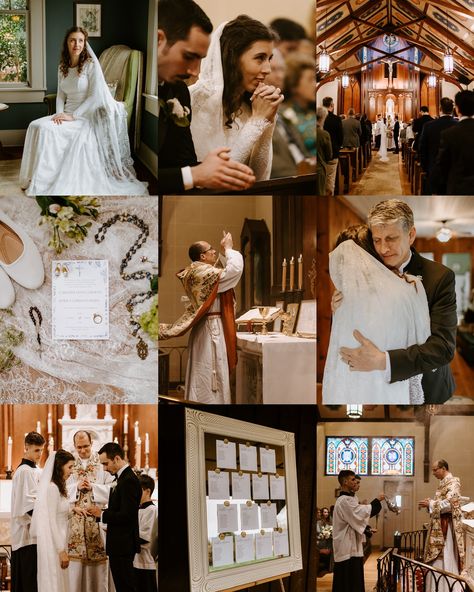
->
[414, 236, 474, 286]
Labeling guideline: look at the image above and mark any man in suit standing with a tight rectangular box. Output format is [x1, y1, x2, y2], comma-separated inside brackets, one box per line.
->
[322, 97, 343, 195]
[87, 443, 142, 592]
[158, 0, 255, 193]
[412, 106, 433, 152]
[393, 115, 400, 154]
[342, 108, 361, 148]
[432, 90, 474, 195]
[419, 98, 457, 195]
[336, 200, 457, 404]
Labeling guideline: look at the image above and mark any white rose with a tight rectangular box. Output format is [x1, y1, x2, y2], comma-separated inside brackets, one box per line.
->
[167, 98, 185, 119]
[49, 203, 62, 214]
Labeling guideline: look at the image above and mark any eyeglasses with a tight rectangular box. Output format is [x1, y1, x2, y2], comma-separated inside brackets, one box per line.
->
[201, 245, 214, 254]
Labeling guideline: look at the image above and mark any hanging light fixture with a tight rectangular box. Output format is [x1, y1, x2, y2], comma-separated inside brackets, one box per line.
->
[346, 405, 363, 419]
[443, 48, 454, 74]
[428, 71, 437, 87]
[319, 47, 330, 73]
[341, 71, 350, 88]
[443, 10, 454, 74]
[436, 223, 453, 242]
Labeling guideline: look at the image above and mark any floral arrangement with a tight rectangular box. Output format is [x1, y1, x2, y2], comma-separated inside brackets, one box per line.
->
[0, 310, 23, 373]
[139, 294, 158, 343]
[318, 525, 333, 540]
[36, 196, 100, 254]
[159, 97, 190, 127]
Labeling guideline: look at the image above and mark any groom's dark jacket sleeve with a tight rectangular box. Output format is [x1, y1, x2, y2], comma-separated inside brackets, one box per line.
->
[388, 250, 457, 403]
[158, 80, 199, 194]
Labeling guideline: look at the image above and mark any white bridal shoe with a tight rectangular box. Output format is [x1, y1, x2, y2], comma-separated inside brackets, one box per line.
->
[0, 266, 15, 309]
[0, 210, 44, 290]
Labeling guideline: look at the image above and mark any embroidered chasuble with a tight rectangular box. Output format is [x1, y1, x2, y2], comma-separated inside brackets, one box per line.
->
[424, 473, 465, 570]
[67, 454, 108, 564]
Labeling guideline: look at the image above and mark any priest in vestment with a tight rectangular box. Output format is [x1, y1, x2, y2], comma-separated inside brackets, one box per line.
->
[67, 431, 114, 592]
[332, 470, 384, 592]
[420, 459, 465, 592]
[159, 231, 243, 403]
[11, 432, 45, 592]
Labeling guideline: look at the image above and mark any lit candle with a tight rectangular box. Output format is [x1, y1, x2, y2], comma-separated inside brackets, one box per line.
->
[289, 256, 295, 291]
[47, 412, 52, 434]
[7, 436, 12, 471]
[49, 436, 54, 453]
[282, 258, 287, 292]
[36, 421, 41, 434]
[298, 254, 303, 290]
[145, 433, 150, 454]
[135, 437, 142, 468]
[134, 421, 139, 442]
[124, 414, 128, 434]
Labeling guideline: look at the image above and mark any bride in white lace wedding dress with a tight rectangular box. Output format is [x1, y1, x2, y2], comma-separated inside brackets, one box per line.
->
[322, 225, 431, 405]
[189, 15, 284, 181]
[19, 27, 147, 196]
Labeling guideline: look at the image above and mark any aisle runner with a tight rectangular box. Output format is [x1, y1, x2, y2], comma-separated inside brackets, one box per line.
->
[351, 151, 403, 196]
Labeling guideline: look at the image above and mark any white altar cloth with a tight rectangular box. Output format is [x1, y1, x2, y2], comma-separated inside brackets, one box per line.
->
[236, 332, 316, 404]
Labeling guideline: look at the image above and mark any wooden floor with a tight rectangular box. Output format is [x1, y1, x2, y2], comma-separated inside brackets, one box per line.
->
[316, 549, 384, 591]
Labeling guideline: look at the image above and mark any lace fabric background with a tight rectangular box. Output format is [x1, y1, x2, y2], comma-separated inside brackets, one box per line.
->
[0, 196, 157, 403]
[322, 240, 431, 405]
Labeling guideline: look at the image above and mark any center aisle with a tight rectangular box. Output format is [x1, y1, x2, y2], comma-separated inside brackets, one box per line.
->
[350, 150, 403, 195]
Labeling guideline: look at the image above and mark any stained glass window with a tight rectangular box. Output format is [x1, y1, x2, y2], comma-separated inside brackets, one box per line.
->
[371, 438, 414, 476]
[325, 437, 369, 476]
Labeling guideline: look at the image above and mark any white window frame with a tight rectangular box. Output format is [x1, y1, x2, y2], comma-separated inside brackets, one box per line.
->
[143, 0, 158, 117]
[0, 0, 46, 103]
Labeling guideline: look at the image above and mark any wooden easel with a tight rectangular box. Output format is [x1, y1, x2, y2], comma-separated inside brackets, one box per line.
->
[222, 572, 290, 592]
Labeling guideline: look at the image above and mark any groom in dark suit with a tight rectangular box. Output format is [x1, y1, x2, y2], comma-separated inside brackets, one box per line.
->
[158, 0, 255, 193]
[338, 200, 457, 404]
[87, 443, 142, 592]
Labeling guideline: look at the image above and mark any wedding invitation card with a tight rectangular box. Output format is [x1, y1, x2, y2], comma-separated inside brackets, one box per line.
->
[52, 260, 109, 340]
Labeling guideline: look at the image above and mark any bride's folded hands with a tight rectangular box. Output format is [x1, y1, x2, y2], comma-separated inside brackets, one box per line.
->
[51, 112, 75, 125]
[59, 550, 69, 569]
[250, 84, 284, 122]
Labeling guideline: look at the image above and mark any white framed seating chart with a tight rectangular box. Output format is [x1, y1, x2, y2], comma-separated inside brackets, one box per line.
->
[185, 408, 303, 592]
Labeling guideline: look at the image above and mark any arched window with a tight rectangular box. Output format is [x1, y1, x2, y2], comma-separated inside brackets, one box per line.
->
[325, 437, 369, 475]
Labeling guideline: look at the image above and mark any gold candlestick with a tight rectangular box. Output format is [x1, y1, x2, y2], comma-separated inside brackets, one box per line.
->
[289, 256, 295, 291]
[282, 258, 287, 292]
[123, 433, 129, 462]
[298, 254, 303, 290]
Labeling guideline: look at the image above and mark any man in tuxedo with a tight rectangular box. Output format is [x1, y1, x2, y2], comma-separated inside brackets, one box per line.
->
[393, 115, 400, 154]
[419, 98, 457, 195]
[87, 443, 141, 592]
[432, 90, 474, 195]
[342, 108, 361, 148]
[322, 97, 343, 195]
[158, 0, 255, 193]
[336, 199, 457, 404]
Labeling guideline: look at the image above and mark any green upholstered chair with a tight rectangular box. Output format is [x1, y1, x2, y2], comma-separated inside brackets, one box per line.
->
[43, 45, 143, 150]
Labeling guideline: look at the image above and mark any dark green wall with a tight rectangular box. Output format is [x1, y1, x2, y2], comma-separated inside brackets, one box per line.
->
[2, 0, 157, 166]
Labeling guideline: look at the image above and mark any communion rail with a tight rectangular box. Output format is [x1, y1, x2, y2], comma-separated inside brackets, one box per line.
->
[377, 548, 470, 592]
[394, 528, 427, 561]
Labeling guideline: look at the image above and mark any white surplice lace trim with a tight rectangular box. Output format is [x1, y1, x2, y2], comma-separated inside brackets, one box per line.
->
[0, 196, 157, 403]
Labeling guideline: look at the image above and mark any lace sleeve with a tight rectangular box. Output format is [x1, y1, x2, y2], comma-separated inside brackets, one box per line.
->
[228, 116, 274, 180]
[72, 61, 99, 119]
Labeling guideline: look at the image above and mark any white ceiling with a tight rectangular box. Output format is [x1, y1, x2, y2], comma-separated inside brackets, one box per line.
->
[341, 197, 474, 238]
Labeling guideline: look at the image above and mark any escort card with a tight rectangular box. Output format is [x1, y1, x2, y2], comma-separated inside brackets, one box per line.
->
[235, 533, 255, 563]
[216, 439, 237, 470]
[240, 503, 259, 531]
[252, 473, 269, 500]
[52, 260, 109, 340]
[239, 443, 258, 472]
[231, 472, 251, 500]
[211, 535, 234, 567]
[208, 470, 230, 500]
[260, 447, 276, 473]
[217, 503, 238, 533]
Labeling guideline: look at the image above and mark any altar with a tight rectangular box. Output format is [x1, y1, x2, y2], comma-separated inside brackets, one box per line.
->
[236, 332, 316, 404]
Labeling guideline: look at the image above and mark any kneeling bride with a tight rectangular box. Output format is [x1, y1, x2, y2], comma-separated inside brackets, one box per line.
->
[20, 27, 148, 196]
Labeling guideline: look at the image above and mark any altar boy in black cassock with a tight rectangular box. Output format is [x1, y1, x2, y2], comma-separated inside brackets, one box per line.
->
[11, 432, 45, 592]
[332, 470, 384, 592]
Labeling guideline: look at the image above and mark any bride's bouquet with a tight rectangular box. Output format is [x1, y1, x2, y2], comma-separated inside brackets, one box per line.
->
[36, 196, 100, 254]
[318, 525, 333, 540]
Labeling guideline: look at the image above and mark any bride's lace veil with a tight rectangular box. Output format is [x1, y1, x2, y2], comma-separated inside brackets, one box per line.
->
[83, 42, 138, 182]
[31, 451, 60, 589]
[189, 22, 228, 159]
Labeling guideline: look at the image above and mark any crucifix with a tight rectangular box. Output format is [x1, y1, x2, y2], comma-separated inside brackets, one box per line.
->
[380, 58, 402, 90]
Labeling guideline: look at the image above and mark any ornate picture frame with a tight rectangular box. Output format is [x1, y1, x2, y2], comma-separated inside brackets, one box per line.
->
[74, 3, 102, 37]
[296, 299, 316, 337]
[185, 408, 303, 592]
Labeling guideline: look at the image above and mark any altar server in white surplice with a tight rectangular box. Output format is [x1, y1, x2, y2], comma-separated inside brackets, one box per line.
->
[133, 475, 158, 591]
[11, 432, 45, 592]
[67, 431, 114, 592]
[332, 470, 384, 592]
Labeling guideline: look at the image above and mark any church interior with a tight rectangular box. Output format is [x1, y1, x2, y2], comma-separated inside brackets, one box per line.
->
[0, 403, 158, 589]
[316, 404, 474, 590]
[316, 196, 474, 403]
[316, 0, 474, 195]
[159, 195, 317, 404]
